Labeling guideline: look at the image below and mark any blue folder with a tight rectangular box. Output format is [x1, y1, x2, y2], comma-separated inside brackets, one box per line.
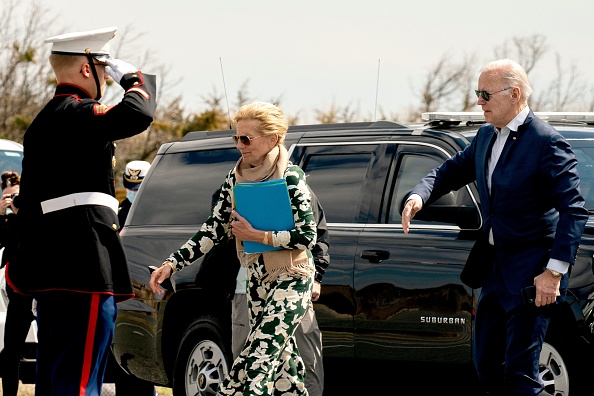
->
[233, 178, 294, 253]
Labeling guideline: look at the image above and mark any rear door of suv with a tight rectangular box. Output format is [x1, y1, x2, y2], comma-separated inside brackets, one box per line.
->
[289, 134, 391, 359]
[289, 130, 481, 366]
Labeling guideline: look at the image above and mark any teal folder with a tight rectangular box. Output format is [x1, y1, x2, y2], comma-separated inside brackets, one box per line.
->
[233, 178, 294, 253]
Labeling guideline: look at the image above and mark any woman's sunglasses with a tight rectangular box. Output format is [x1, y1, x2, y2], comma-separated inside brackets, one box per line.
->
[232, 135, 262, 146]
[474, 87, 511, 101]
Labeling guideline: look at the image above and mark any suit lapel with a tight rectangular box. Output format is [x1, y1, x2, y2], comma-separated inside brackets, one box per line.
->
[496, 129, 519, 168]
[480, 127, 497, 194]
[495, 113, 532, 171]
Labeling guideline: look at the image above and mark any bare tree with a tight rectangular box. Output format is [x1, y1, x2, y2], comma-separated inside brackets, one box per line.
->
[314, 102, 361, 124]
[106, 25, 186, 186]
[234, 80, 252, 110]
[494, 34, 548, 75]
[413, 34, 593, 116]
[0, 0, 55, 142]
[531, 54, 584, 111]
[412, 52, 477, 119]
[493, 35, 590, 111]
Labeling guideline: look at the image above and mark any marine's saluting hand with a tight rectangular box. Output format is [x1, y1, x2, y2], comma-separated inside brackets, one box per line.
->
[104, 58, 137, 84]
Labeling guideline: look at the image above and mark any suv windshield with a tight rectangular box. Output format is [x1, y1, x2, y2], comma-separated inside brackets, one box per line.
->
[129, 148, 240, 226]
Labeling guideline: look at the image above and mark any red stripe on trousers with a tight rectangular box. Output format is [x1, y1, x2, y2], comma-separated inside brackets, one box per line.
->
[79, 293, 100, 396]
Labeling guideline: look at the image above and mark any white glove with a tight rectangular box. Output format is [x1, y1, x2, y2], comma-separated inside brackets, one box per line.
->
[104, 58, 137, 84]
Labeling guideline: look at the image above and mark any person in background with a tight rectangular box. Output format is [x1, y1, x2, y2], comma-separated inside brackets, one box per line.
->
[150, 101, 316, 395]
[0, 171, 35, 396]
[6, 26, 157, 395]
[115, 160, 156, 395]
[230, 185, 328, 396]
[401, 59, 588, 395]
[118, 160, 151, 228]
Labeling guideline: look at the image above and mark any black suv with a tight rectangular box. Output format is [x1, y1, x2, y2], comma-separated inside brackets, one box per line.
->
[113, 112, 594, 395]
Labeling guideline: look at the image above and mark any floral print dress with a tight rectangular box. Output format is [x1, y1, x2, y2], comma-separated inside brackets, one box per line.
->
[165, 163, 317, 395]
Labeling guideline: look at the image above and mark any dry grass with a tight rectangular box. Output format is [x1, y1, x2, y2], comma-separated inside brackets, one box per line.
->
[0, 381, 173, 395]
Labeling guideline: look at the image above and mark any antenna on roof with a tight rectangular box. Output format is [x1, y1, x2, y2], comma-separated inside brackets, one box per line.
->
[219, 57, 232, 130]
[374, 59, 380, 121]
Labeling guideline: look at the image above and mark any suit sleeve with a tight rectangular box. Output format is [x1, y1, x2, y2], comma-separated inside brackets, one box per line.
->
[81, 72, 158, 142]
[543, 133, 588, 264]
[411, 138, 478, 206]
[309, 188, 329, 283]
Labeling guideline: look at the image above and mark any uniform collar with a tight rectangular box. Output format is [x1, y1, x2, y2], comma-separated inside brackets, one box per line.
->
[54, 83, 93, 100]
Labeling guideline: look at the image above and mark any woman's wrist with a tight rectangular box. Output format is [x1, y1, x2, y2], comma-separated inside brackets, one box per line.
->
[262, 231, 269, 245]
[162, 260, 176, 273]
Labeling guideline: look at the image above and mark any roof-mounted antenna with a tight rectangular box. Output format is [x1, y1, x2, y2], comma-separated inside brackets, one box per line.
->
[219, 57, 232, 129]
[374, 59, 380, 121]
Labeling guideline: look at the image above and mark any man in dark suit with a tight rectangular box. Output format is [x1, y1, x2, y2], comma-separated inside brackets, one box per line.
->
[401, 59, 588, 395]
[6, 26, 157, 395]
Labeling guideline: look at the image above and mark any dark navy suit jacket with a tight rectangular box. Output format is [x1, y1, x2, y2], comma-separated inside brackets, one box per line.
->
[411, 111, 588, 295]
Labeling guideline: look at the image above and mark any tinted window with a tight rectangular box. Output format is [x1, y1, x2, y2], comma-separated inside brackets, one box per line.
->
[574, 147, 594, 211]
[302, 150, 376, 223]
[0, 150, 23, 174]
[389, 155, 442, 223]
[129, 148, 240, 226]
[388, 153, 477, 227]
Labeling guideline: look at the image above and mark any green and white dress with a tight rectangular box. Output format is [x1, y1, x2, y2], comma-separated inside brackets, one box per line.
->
[165, 163, 317, 396]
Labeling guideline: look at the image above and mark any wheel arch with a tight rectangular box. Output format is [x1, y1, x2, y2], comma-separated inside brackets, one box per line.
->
[160, 287, 232, 383]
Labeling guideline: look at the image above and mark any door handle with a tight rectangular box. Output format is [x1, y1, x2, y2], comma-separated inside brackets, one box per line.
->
[361, 250, 390, 263]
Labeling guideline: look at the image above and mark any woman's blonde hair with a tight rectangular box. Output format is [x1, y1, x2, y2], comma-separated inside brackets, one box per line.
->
[234, 102, 288, 145]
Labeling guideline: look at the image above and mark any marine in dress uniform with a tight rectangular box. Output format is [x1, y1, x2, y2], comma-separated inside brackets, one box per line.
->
[117, 160, 150, 229]
[5, 26, 157, 396]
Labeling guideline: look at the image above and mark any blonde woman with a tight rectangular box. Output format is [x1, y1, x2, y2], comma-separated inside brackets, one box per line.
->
[150, 102, 316, 395]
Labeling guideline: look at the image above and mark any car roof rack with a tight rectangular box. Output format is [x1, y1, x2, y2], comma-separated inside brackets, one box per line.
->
[423, 111, 594, 126]
[422, 112, 486, 127]
[533, 112, 594, 124]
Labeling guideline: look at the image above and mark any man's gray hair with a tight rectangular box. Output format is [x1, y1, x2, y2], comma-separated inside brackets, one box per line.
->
[481, 59, 533, 102]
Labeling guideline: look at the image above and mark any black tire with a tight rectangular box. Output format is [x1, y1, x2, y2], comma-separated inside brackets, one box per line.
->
[172, 317, 231, 396]
[114, 374, 156, 395]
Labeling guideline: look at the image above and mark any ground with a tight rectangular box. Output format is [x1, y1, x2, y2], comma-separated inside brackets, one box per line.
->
[0, 381, 173, 395]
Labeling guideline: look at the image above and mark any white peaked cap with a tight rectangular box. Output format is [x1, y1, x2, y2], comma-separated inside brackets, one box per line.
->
[123, 160, 151, 190]
[45, 26, 117, 56]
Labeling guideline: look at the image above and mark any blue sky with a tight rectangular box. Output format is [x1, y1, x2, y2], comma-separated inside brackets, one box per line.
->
[31, 0, 594, 122]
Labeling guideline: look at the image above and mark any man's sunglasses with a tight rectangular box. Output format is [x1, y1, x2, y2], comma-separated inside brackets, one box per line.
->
[474, 87, 511, 101]
[232, 135, 262, 145]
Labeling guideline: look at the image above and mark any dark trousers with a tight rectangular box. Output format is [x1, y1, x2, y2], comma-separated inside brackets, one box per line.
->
[0, 286, 35, 396]
[35, 292, 117, 396]
[473, 290, 550, 395]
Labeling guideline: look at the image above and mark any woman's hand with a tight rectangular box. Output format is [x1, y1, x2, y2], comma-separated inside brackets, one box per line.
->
[149, 263, 172, 293]
[230, 210, 261, 242]
[311, 281, 321, 301]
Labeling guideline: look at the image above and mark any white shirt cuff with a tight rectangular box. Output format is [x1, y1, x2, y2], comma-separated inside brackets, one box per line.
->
[547, 258, 569, 274]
